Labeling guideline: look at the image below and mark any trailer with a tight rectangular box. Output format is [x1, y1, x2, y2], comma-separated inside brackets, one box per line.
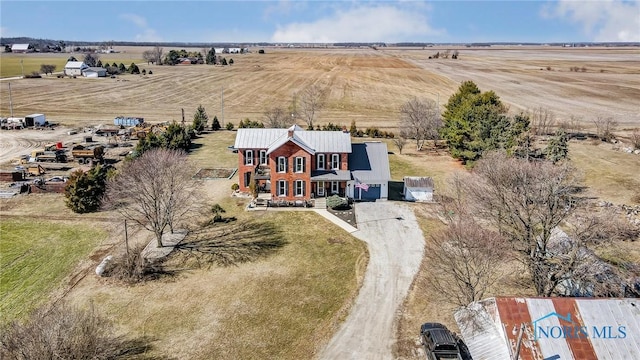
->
[24, 114, 46, 127]
[114, 116, 144, 127]
[71, 145, 104, 164]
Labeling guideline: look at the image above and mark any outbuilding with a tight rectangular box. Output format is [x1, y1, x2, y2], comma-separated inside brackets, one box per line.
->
[403, 176, 434, 202]
[24, 114, 46, 127]
[64, 61, 88, 76]
[11, 44, 30, 53]
[82, 67, 107, 78]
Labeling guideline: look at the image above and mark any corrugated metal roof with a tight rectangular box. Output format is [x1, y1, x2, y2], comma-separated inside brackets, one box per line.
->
[349, 142, 391, 182]
[455, 297, 640, 360]
[310, 170, 352, 181]
[234, 127, 351, 154]
[11, 44, 29, 50]
[65, 61, 87, 69]
[404, 176, 434, 189]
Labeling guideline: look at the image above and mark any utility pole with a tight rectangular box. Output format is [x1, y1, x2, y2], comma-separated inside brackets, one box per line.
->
[8, 82, 14, 117]
[221, 86, 224, 127]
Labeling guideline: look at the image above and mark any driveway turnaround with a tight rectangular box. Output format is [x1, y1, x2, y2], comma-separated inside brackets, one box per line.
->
[318, 201, 425, 360]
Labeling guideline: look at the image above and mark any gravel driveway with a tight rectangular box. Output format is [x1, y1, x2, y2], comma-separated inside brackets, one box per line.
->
[318, 201, 425, 360]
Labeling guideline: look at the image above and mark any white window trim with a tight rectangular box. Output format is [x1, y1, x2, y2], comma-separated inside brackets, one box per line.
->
[277, 157, 286, 173]
[331, 181, 339, 194]
[331, 154, 340, 170]
[295, 180, 305, 197]
[295, 157, 305, 173]
[259, 150, 268, 165]
[277, 180, 287, 197]
[317, 154, 325, 170]
[245, 150, 253, 165]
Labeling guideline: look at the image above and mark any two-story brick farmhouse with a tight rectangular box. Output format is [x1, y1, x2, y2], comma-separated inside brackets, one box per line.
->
[234, 125, 390, 201]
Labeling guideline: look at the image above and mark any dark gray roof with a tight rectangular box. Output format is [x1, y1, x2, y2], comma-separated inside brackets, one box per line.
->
[349, 142, 391, 182]
[310, 170, 352, 181]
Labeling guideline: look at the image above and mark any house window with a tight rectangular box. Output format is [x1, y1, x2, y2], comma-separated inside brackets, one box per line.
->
[317, 154, 325, 170]
[259, 150, 268, 165]
[295, 157, 305, 173]
[294, 180, 305, 197]
[245, 150, 253, 165]
[277, 157, 286, 173]
[331, 181, 339, 194]
[331, 154, 340, 170]
[277, 180, 288, 197]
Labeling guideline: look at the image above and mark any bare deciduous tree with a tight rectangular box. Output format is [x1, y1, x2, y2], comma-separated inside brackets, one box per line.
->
[106, 149, 201, 247]
[399, 97, 442, 151]
[82, 53, 99, 67]
[299, 85, 324, 129]
[631, 128, 640, 150]
[593, 116, 618, 141]
[530, 106, 556, 135]
[466, 151, 584, 296]
[426, 219, 509, 307]
[143, 46, 163, 65]
[263, 106, 289, 128]
[392, 135, 408, 154]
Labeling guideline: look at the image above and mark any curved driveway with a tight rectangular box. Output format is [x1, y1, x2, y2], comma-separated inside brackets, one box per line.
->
[318, 201, 425, 360]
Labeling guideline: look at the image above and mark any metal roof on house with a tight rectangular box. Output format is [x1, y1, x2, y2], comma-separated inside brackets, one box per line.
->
[234, 125, 351, 154]
[84, 67, 106, 72]
[349, 142, 391, 182]
[455, 297, 640, 360]
[65, 61, 87, 69]
[404, 176, 434, 189]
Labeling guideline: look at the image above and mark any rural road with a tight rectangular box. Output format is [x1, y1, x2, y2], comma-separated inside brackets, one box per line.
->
[318, 201, 425, 360]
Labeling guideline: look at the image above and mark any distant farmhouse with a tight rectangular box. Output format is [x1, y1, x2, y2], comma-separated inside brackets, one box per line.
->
[234, 125, 390, 201]
[11, 44, 31, 53]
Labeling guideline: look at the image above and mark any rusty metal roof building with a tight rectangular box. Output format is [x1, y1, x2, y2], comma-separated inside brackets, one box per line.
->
[455, 297, 640, 360]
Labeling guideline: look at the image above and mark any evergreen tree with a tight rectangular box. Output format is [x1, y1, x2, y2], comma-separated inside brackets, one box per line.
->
[349, 120, 358, 135]
[440, 81, 529, 164]
[545, 130, 569, 163]
[118, 63, 126, 73]
[192, 105, 208, 133]
[163, 122, 192, 151]
[64, 165, 109, 213]
[206, 47, 217, 64]
[129, 63, 140, 74]
[212, 116, 221, 131]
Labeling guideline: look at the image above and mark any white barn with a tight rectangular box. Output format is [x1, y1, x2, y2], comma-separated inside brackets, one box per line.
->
[403, 176, 434, 202]
[64, 61, 88, 76]
[11, 44, 30, 53]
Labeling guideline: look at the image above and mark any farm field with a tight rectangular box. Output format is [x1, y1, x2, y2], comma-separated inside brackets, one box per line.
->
[0, 45, 639, 359]
[2, 46, 638, 132]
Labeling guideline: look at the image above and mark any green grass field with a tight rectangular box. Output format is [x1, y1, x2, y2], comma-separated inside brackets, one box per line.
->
[0, 53, 144, 78]
[0, 220, 107, 323]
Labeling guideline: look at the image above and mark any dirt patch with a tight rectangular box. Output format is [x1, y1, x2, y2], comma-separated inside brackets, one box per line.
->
[193, 167, 237, 180]
[327, 206, 357, 227]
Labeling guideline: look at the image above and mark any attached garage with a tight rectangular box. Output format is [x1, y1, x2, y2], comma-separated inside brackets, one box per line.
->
[347, 142, 391, 201]
[403, 177, 434, 202]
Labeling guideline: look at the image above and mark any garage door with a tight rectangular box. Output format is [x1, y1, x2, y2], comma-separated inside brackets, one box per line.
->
[359, 184, 381, 200]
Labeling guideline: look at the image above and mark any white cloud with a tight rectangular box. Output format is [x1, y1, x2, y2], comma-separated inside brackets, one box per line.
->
[119, 13, 162, 42]
[271, 4, 444, 43]
[544, 0, 640, 42]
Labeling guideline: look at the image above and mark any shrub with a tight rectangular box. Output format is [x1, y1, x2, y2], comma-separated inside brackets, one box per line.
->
[0, 302, 149, 359]
[231, 183, 239, 191]
[226, 122, 234, 130]
[326, 195, 349, 210]
[64, 165, 109, 213]
[105, 244, 167, 283]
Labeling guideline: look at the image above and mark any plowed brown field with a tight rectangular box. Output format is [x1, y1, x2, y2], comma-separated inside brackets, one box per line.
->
[4, 46, 636, 133]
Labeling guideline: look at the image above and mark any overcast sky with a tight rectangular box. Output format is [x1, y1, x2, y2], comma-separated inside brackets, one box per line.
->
[1, 1, 638, 43]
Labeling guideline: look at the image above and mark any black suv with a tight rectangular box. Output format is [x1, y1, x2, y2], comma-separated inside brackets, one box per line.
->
[420, 323, 467, 360]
